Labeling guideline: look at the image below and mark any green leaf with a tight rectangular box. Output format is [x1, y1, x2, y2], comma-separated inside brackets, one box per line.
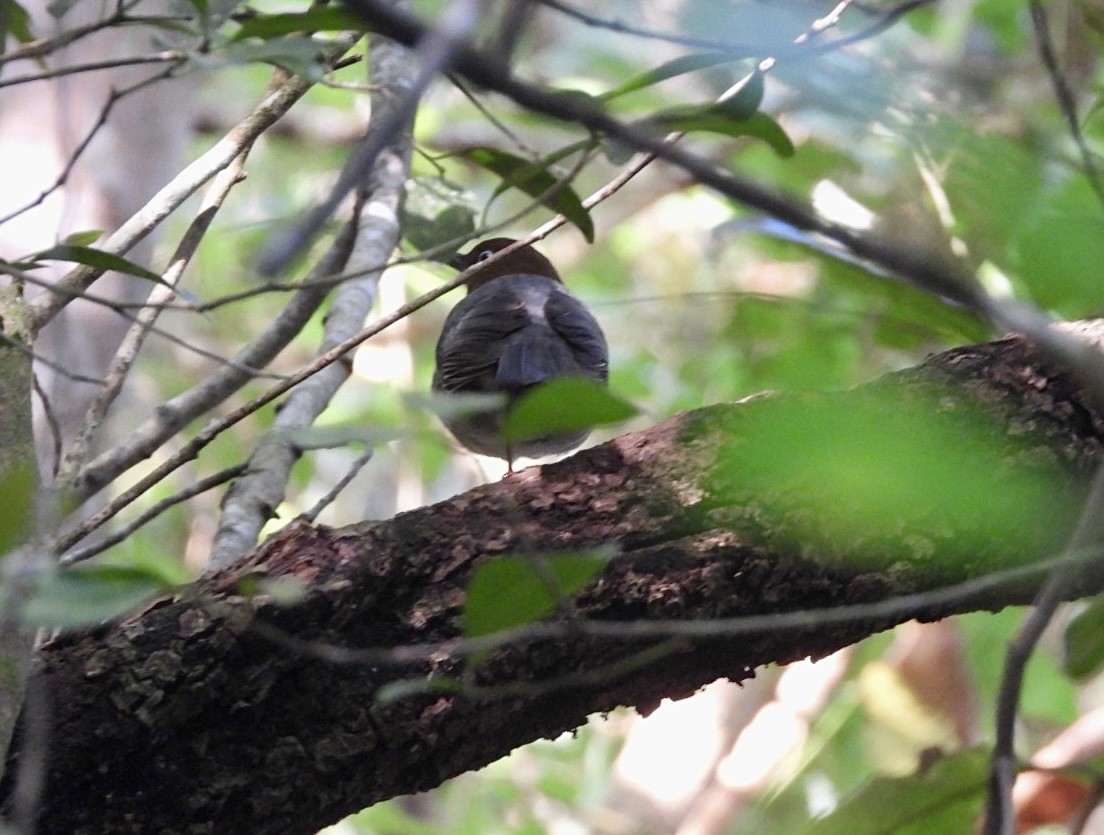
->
[703, 384, 1081, 569]
[0, 0, 34, 50]
[600, 52, 746, 101]
[643, 89, 794, 157]
[647, 72, 764, 125]
[501, 378, 637, 443]
[459, 146, 595, 242]
[30, 244, 165, 283]
[0, 461, 35, 556]
[1064, 597, 1104, 679]
[800, 749, 988, 835]
[488, 139, 593, 200]
[23, 566, 173, 629]
[231, 7, 367, 41]
[464, 551, 612, 639]
[671, 111, 793, 156]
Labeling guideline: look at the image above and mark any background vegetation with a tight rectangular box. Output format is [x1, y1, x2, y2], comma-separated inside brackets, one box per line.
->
[4, 0, 1104, 831]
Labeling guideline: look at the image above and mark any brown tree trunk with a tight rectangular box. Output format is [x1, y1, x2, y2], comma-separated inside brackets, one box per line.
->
[4, 328, 1103, 834]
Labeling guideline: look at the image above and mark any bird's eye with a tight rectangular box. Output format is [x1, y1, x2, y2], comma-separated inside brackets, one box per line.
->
[476, 249, 494, 262]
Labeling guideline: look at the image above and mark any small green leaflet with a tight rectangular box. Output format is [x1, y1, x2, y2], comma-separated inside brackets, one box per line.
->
[23, 565, 174, 630]
[231, 7, 368, 41]
[501, 378, 637, 443]
[459, 146, 595, 242]
[463, 550, 612, 639]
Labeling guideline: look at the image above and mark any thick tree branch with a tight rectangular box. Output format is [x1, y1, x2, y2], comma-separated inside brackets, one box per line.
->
[5, 326, 1104, 834]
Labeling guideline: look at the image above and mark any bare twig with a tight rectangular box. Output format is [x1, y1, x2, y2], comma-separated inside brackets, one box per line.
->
[300, 448, 376, 522]
[1028, 0, 1104, 210]
[256, 0, 489, 275]
[26, 35, 360, 332]
[984, 466, 1104, 835]
[0, 51, 189, 90]
[31, 374, 62, 481]
[209, 26, 421, 567]
[0, 2, 164, 67]
[244, 548, 1096, 668]
[539, 0, 935, 60]
[70, 214, 362, 501]
[0, 66, 178, 228]
[58, 154, 251, 480]
[60, 463, 248, 566]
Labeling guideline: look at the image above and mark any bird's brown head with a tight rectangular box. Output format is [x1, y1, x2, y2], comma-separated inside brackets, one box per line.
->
[449, 237, 561, 292]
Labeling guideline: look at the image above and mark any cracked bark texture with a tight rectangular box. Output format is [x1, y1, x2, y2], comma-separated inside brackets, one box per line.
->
[4, 328, 1104, 834]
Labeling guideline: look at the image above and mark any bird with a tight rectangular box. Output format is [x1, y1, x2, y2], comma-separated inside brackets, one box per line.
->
[432, 237, 609, 472]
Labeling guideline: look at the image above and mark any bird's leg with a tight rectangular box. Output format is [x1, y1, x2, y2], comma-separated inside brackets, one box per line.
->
[505, 442, 515, 478]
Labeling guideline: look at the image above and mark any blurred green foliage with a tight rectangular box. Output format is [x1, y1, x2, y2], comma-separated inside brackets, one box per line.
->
[32, 0, 1104, 829]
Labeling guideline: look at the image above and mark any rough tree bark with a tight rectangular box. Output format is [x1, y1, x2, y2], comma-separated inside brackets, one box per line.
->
[3, 327, 1104, 834]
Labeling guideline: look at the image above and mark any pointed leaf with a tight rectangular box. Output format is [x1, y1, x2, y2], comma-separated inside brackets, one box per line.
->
[31, 244, 165, 283]
[464, 551, 612, 638]
[501, 378, 637, 443]
[655, 110, 794, 156]
[460, 146, 595, 242]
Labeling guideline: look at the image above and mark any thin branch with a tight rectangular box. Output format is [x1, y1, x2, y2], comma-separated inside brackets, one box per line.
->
[300, 448, 376, 523]
[256, 0, 489, 275]
[59, 463, 248, 566]
[70, 216, 360, 502]
[31, 373, 62, 481]
[58, 153, 252, 480]
[0, 68, 178, 229]
[26, 35, 361, 333]
[209, 28, 419, 567]
[984, 466, 1104, 835]
[0, 331, 103, 386]
[245, 548, 1095, 668]
[0, 52, 189, 90]
[0, 1, 163, 67]
[1028, 0, 1104, 210]
[539, 0, 936, 61]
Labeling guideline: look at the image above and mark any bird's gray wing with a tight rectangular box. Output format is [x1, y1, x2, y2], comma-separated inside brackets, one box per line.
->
[432, 286, 529, 393]
[544, 289, 610, 382]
